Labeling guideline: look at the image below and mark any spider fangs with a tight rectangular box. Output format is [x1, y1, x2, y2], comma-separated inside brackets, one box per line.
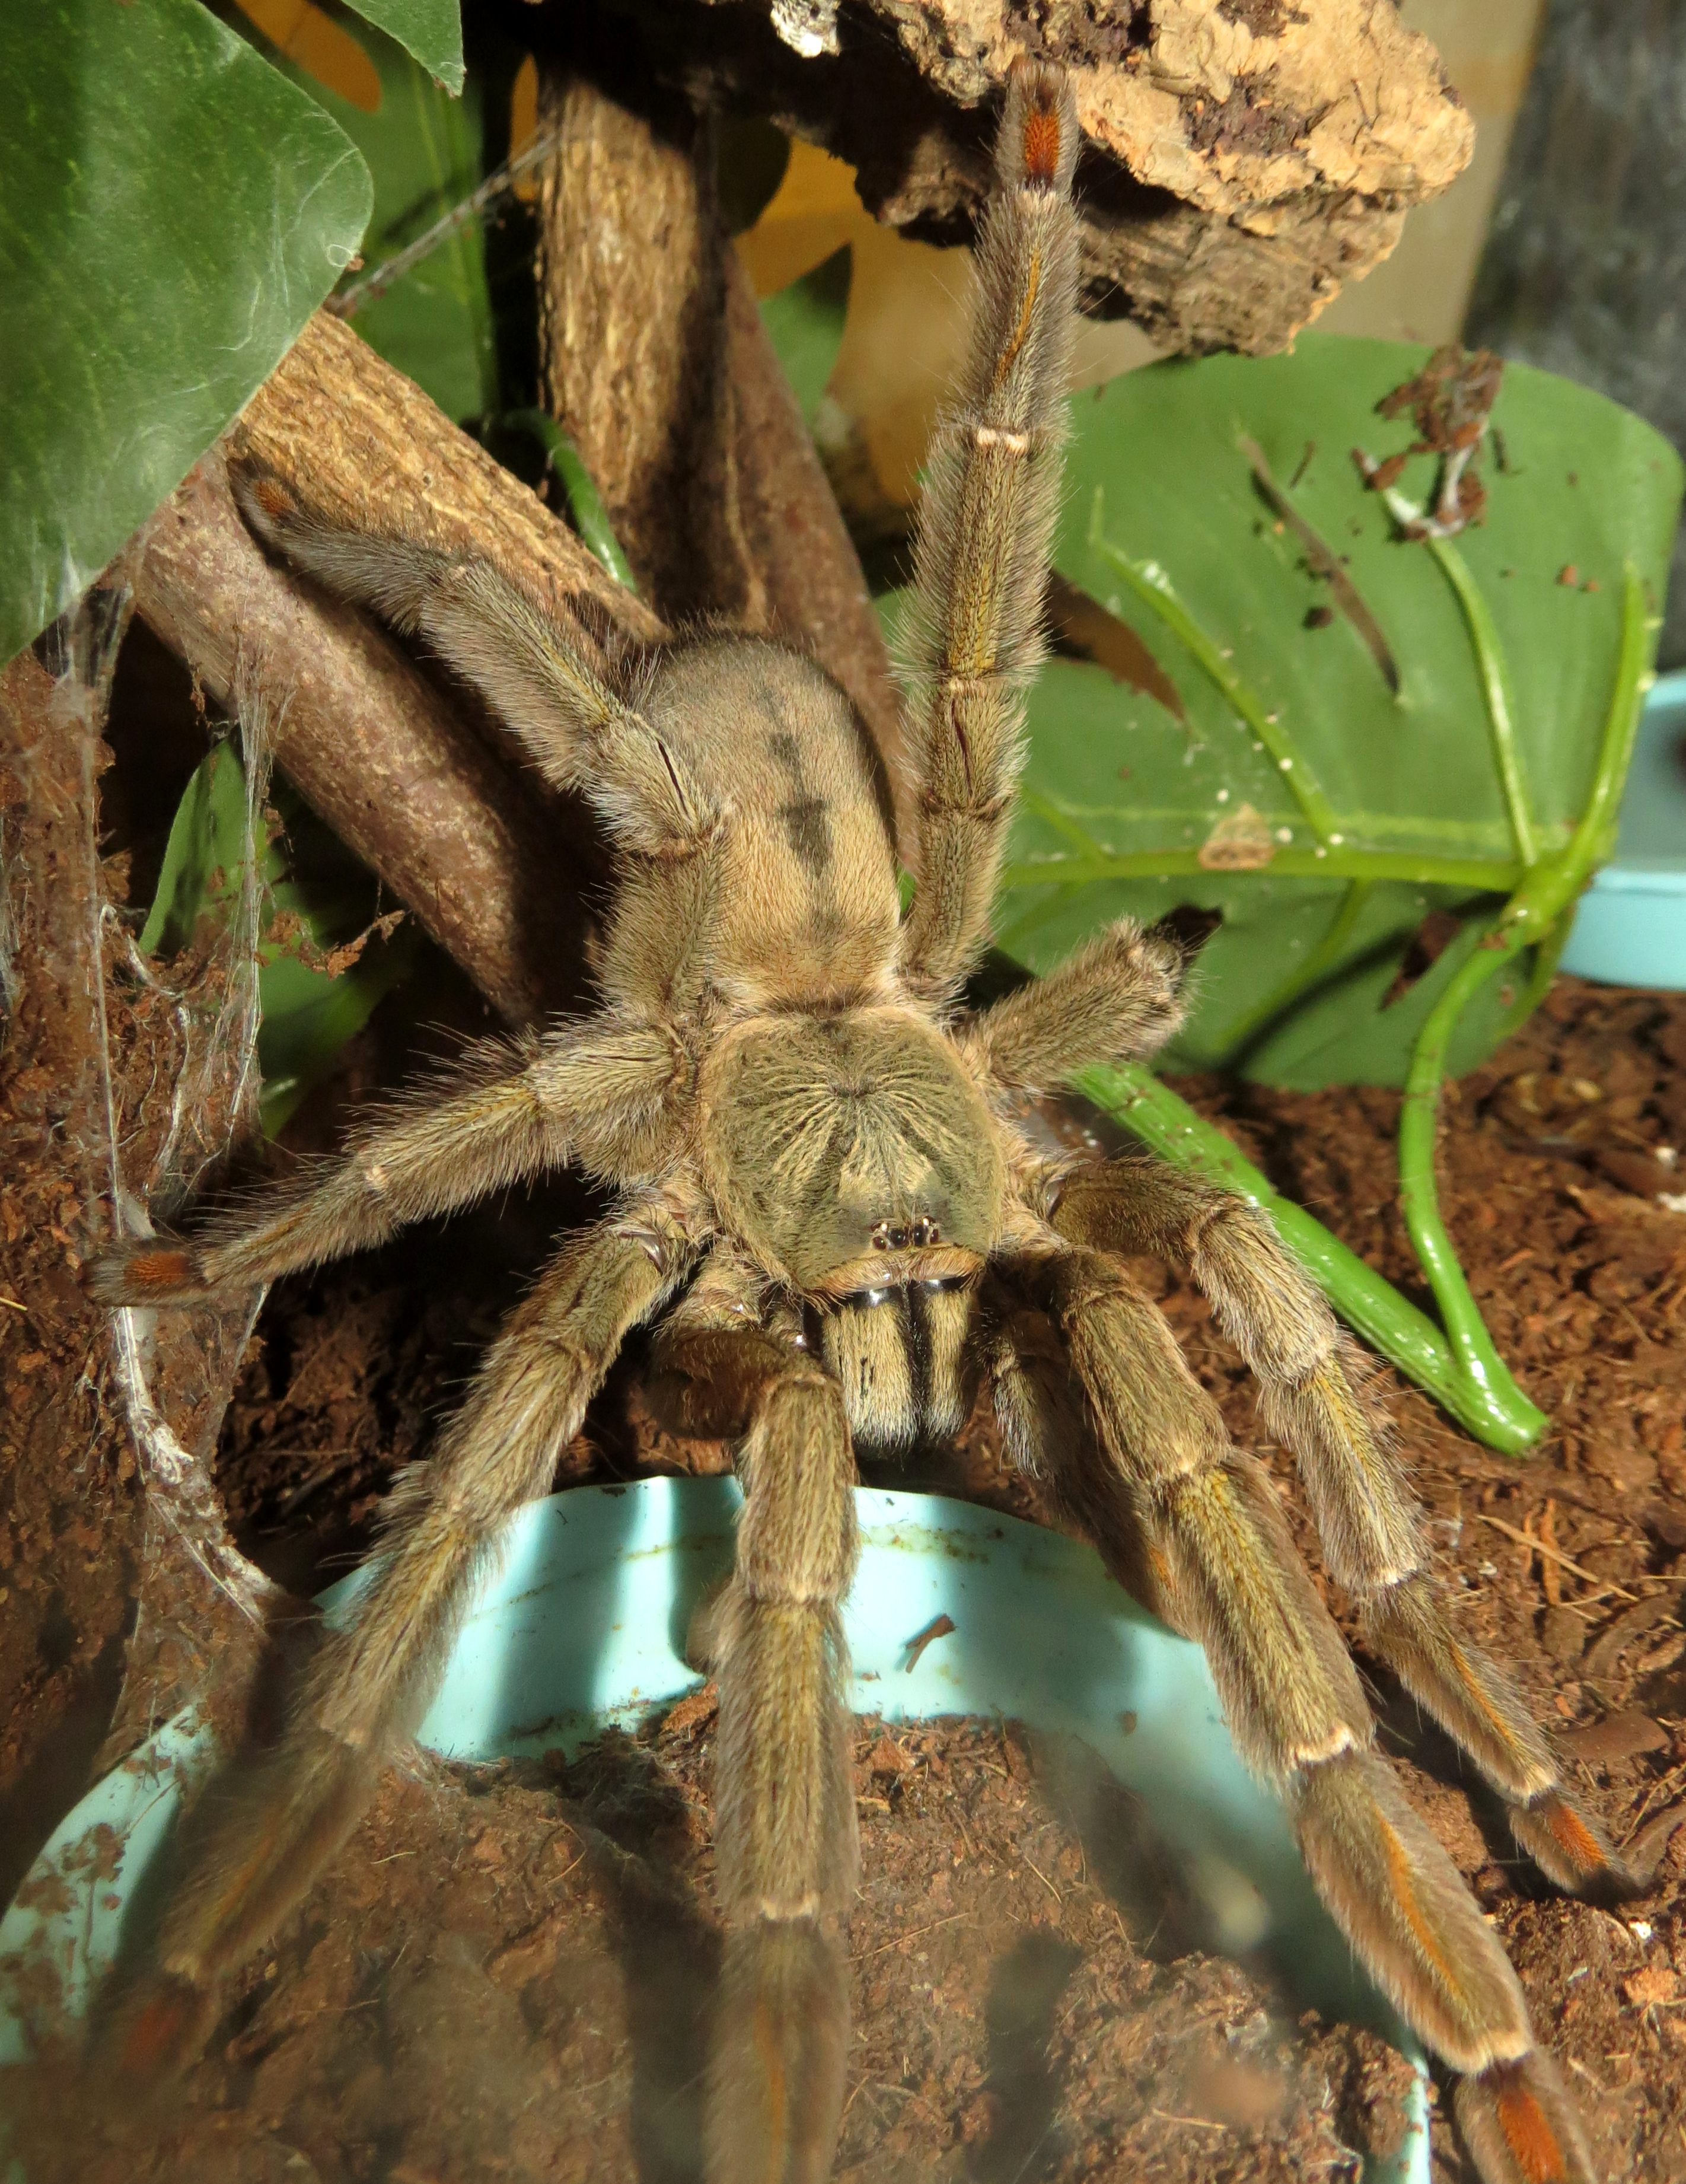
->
[90, 57, 1639, 2184]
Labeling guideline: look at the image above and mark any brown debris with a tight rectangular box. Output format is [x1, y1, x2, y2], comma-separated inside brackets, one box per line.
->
[1240, 432, 1399, 692]
[904, 1610, 957, 1670]
[4, 1718, 1425, 2180]
[0, 611, 273, 1903]
[1563, 1711, 1672, 1767]
[1356, 344, 1505, 539]
[661, 1680, 720, 1737]
[554, 0, 1472, 354]
[1046, 572, 1188, 721]
[1197, 800, 1276, 870]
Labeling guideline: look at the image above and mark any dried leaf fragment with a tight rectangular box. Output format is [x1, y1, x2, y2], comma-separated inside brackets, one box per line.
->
[1199, 801, 1276, 870]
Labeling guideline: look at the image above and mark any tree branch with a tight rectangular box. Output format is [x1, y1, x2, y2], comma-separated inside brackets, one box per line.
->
[133, 311, 667, 1027]
[536, 63, 906, 804]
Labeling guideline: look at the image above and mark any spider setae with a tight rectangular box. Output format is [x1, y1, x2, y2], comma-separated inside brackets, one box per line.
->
[94, 59, 1635, 2184]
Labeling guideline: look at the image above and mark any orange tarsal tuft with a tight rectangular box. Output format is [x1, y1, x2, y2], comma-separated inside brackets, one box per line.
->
[1496, 2076, 1567, 2183]
[251, 476, 294, 520]
[128, 1249, 194, 1290]
[122, 1988, 196, 2074]
[1547, 1797, 1605, 1870]
[1022, 104, 1062, 182]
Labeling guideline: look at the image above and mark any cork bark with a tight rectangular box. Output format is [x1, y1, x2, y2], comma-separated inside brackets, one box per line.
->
[546, 0, 1474, 355]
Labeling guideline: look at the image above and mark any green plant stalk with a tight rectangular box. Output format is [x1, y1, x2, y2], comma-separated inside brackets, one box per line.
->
[1066, 571, 1649, 1455]
[999, 845, 1527, 892]
[1395, 558, 1652, 1443]
[495, 409, 638, 591]
[1087, 487, 1342, 845]
[1427, 535, 1538, 867]
[1075, 1060, 1540, 1449]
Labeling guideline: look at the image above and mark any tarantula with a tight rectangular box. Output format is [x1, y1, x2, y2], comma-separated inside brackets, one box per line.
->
[93, 59, 1634, 2184]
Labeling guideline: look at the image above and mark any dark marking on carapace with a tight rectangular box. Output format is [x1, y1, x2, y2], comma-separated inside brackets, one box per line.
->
[767, 725, 832, 875]
[780, 794, 833, 876]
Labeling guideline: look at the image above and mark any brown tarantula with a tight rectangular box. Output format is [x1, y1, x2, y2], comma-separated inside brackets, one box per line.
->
[93, 59, 1633, 2184]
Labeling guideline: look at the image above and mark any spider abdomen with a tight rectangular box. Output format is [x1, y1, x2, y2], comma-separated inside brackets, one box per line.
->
[597, 635, 902, 1015]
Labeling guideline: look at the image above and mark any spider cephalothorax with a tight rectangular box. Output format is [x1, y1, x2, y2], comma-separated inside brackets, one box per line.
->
[94, 58, 1637, 2184]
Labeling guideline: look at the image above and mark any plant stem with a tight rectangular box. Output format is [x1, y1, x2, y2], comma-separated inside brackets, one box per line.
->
[328, 128, 563, 323]
[1395, 923, 1540, 1438]
[1067, 567, 1650, 1457]
[1076, 1062, 1546, 1451]
[1427, 536, 1538, 867]
[999, 844, 1527, 893]
[1087, 488, 1342, 845]
[1395, 561, 1650, 1427]
[493, 410, 639, 591]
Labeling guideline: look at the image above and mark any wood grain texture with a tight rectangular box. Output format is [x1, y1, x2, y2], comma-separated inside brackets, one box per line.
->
[537, 66, 906, 809]
[713, 247, 907, 810]
[130, 308, 673, 1027]
[536, 72, 725, 616]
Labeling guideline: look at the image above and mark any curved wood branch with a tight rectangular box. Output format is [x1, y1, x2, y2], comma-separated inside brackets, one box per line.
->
[133, 313, 668, 1027]
[536, 63, 906, 808]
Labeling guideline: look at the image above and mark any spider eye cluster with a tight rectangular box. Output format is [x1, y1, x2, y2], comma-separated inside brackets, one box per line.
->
[871, 1217, 941, 1252]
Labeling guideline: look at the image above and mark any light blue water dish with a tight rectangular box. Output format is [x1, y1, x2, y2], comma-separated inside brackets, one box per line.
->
[0, 1479, 1429, 2180]
[1563, 667, 1686, 988]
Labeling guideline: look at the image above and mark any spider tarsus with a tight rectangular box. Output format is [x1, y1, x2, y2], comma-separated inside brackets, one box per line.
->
[1454, 2051, 1595, 2184]
[705, 1919, 849, 2184]
[82, 1241, 206, 1306]
[1507, 1787, 1640, 1902]
[1002, 56, 1079, 197]
[110, 1970, 219, 2085]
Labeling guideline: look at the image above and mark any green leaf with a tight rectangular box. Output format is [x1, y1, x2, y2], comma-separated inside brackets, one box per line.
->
[0, 0, 372, 667]
[259, 2, 493, 421]
[995, 336, 1682, 1088]
[142, 742, 413, 1136]
[341, 0, 463, 95]
[758, 246, 851, 429]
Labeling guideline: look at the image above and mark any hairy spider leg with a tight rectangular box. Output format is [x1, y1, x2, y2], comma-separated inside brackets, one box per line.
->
[115, 1212, 693, 2073]
[996, 1240, 1595, 2184]
[1048, 1158, 1637, 1903]
[656, 1302, 860, 2184]
[87, 1021, 687, 1300]
[233, 468, 722, 865]
[960, 916, 1190, 1089]
[896, 60, 1080, 1004]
